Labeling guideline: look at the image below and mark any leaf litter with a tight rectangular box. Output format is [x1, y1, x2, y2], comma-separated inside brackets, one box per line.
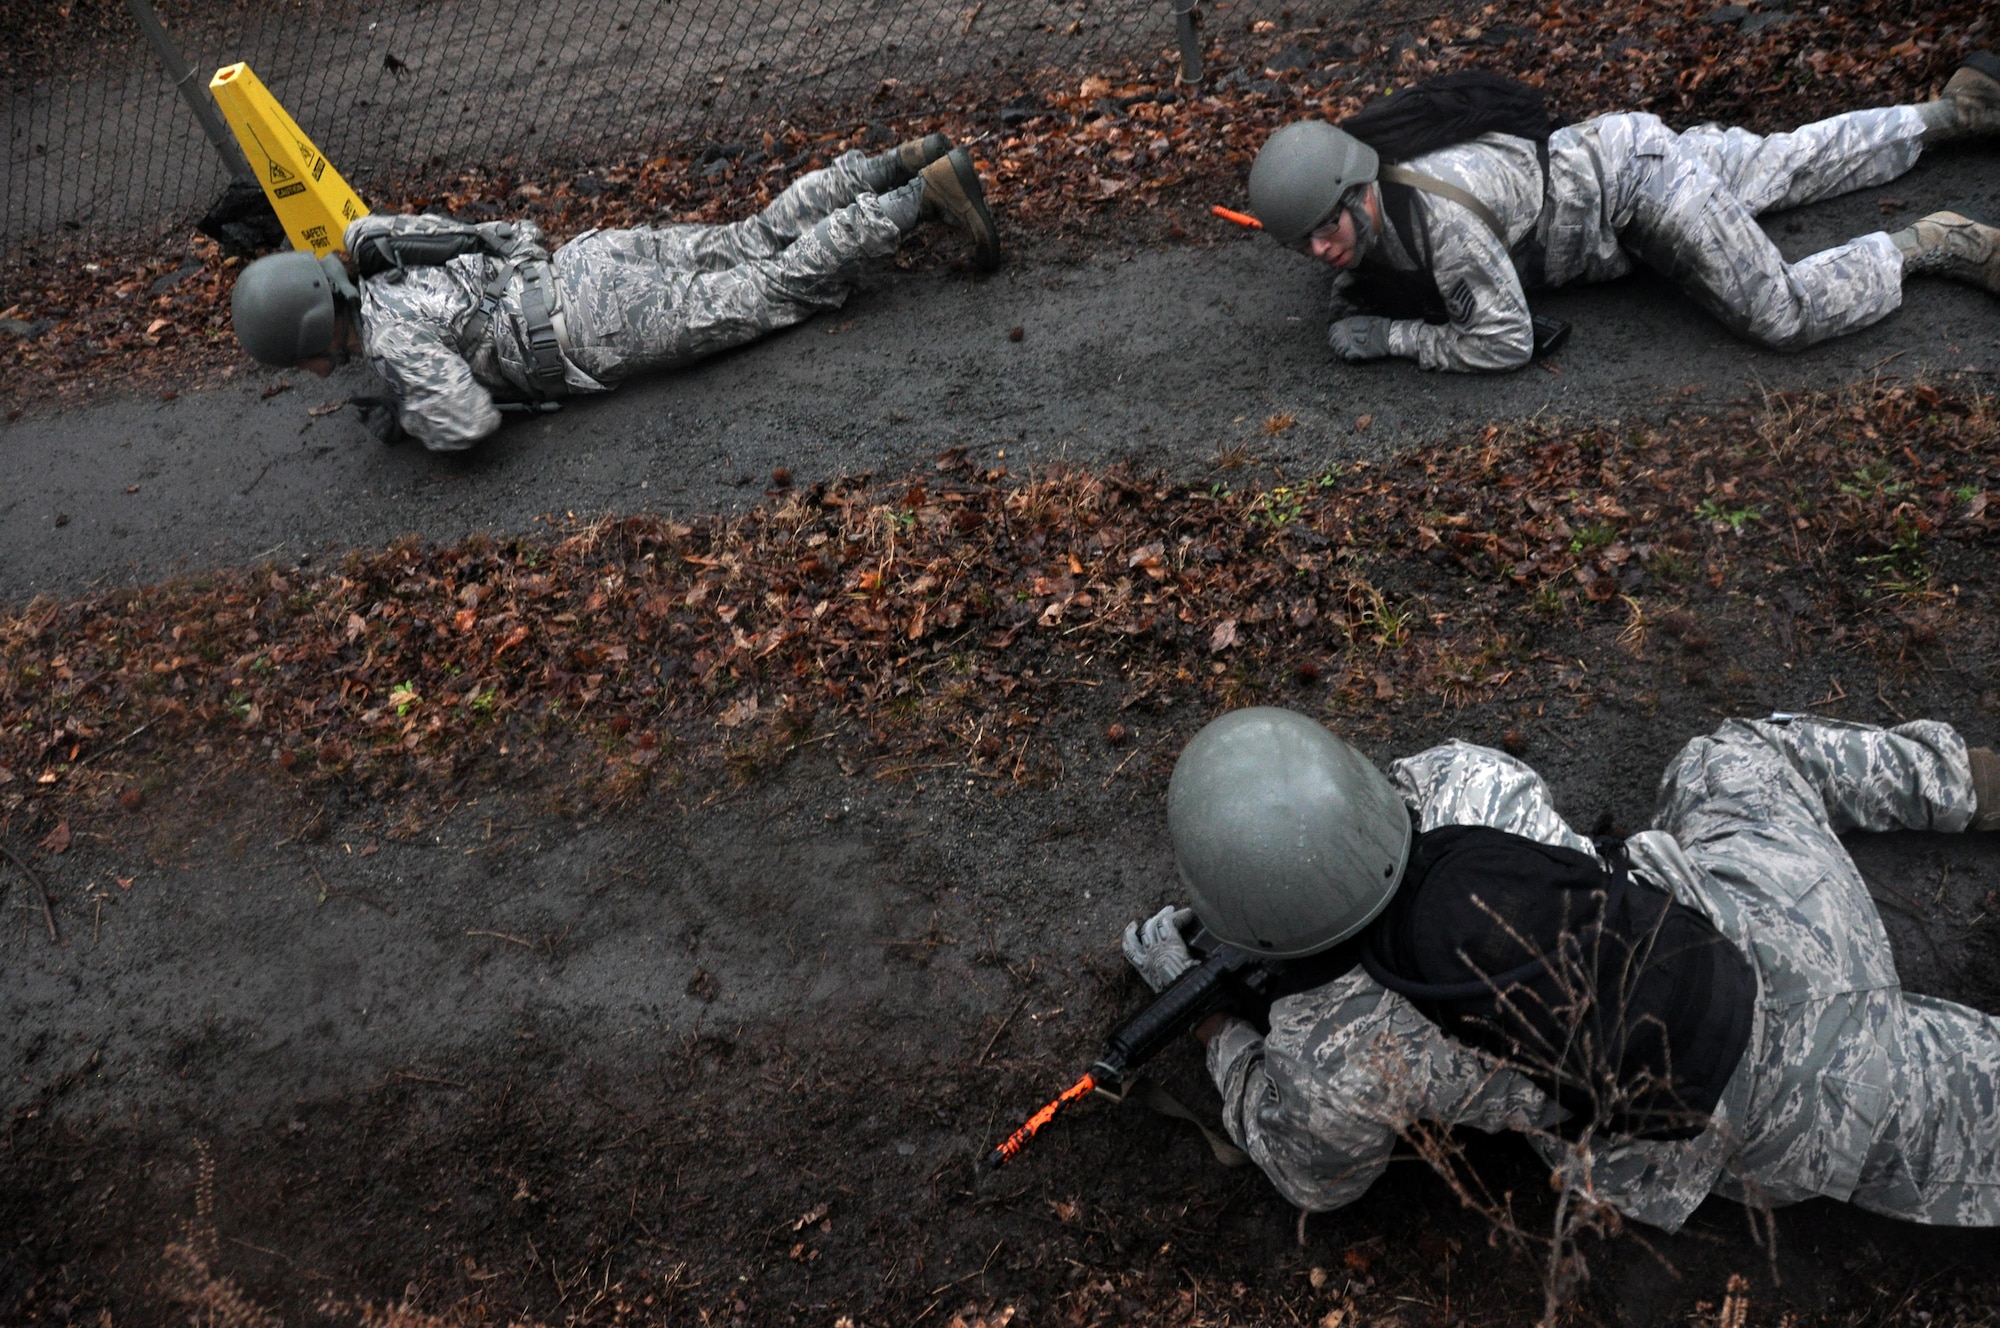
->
[4, 380, 1995, 839]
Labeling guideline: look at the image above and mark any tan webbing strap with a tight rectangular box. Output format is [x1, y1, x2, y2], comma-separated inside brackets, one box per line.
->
[1096, 1075, 1251, 1167]
[1378, 163, 1508, 244]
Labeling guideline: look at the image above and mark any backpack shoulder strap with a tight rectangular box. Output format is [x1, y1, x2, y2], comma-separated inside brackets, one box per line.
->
[1378, 163, 1506, 243]
[1352, 180, 1446, 322]
[455, 254, 517, 360]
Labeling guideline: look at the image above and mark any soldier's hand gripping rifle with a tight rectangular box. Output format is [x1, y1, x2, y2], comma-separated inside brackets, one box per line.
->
[984, 926, 1355, 1168]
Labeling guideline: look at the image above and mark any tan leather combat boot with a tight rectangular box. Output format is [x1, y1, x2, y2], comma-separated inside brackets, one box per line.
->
[860, 132, 953, 192]
[1890, 212, 2000, 293]
[895, 132, 953, 178]
[1919, 50, 2000, 142]
[918, 147, 1002, 272]
[1972, 747, 2000, 832]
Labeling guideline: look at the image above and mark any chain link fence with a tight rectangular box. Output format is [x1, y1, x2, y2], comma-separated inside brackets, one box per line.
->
[3, 0, 1255, 256]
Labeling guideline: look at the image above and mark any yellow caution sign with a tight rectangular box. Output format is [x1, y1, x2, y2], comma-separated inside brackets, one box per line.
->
[208, 62, 369, 256]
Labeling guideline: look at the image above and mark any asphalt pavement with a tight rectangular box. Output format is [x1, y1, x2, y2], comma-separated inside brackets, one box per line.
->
[4, 148, 1997, 603]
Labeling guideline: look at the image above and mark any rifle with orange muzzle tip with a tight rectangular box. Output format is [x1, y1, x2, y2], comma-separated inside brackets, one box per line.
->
[985, 936, 1264, 1169]
[985, 920, 1376, 1169]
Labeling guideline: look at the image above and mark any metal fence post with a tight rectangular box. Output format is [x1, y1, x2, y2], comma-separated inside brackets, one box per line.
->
[124, 0, 253, 181]
[1171, 0, 1203, 85]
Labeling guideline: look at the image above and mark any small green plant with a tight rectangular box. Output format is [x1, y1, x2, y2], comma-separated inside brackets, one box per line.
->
[1695, 499, 1763, 533]
[1648, 548, 1697, 583]
[1567, 521, 1618, 554]
[1252, 484, 1309, 529]
[1955, 483, 1980, 503]
[1838, 460, 1910, 499]
[389, 682, 421, 717]
[228, 691, 254, 722]
[1529, 582, 1567, 618]
[1356, 588, 1414, 651]
[468, 688, 499, 715]
[1856, 518, 1931, 598]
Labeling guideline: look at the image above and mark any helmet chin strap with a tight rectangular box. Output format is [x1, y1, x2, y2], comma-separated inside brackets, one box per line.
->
[319, 253, 360, 305]
[1342, 183, 1383, 261]
[317, 254, 362, 359]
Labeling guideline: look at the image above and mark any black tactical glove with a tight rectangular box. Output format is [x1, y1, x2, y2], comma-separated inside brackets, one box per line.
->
[349, 395, 409, 445]
[1328, 314, 1393, 362]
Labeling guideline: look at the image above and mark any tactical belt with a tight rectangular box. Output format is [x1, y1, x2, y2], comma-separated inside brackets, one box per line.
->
[458, 254, 571, 402]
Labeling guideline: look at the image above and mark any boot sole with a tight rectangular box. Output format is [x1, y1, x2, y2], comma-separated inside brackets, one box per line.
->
[1917, 211, 2000, 294]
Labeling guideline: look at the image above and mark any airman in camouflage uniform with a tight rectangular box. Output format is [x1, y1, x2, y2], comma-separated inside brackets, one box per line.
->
[1263, 53, 2000, 372]
[256, 137, 999, 451]
[1189, 716, 2000, 1230]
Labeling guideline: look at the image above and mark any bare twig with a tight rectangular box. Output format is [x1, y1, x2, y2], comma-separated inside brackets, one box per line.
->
[0, 839, 59, 943]
[977, 995, 1031, 1065]
[74, 720, 152, 768]
[466, 929, 534, 948]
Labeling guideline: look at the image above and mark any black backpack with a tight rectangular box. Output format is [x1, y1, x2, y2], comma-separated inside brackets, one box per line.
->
[1341, 70, 1561, 165]
[1362, 825, 1755, 1141]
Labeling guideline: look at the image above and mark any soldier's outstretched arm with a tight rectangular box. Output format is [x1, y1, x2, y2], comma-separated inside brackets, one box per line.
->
[1660, 715, 1981, 836]
[1378, 200, 1535, 373]
[361, 315, 501, 451]
[1208, 970, 1556, 1213]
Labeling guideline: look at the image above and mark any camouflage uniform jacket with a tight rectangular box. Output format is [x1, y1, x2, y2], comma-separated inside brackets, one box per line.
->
[344, 214, 608, 451]
[1349, 105, 1921, 371]
[1207, 716, 1984, 1230]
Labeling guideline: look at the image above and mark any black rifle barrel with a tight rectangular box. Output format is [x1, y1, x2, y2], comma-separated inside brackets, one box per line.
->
[1091, 947, 1252, 1087]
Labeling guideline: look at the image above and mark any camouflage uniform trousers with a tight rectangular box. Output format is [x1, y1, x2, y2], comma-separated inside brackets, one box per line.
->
[555, 150, 904, 384]
[1652, 717, 2000, 1224]
[1610, 105, 1923, 350]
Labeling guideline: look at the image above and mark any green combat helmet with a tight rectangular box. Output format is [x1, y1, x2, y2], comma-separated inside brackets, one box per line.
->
[1247, 121, 1380, 245]
[1168, 706, 1410, 957]
[230, 250, 359, 367]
